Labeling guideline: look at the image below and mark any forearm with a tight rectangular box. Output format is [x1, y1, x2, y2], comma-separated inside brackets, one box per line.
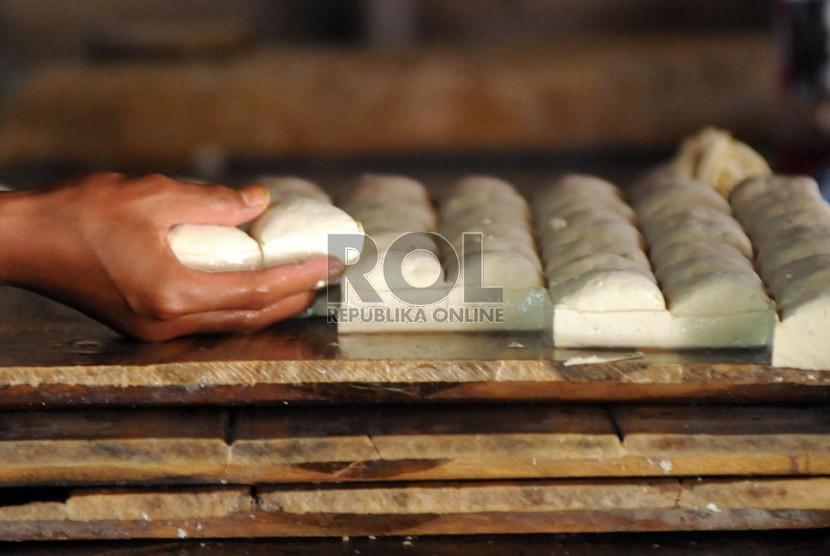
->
[0, 189, 43, 287]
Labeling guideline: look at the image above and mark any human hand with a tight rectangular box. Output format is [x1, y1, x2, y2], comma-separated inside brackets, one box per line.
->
[0, 172, 342, 341]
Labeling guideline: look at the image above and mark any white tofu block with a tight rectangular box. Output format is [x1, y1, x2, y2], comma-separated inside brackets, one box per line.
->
[446, 251, 544, 290]
[647, 225, 753, 260]
[540, 174, 620, 200]
[772, 292, 830, 370]
[757, 235, 830, 276]
[550, 270, 665, 312]
[650, 241, 750, 272]
[633, 179, 730, 222]
[168, 224, 263, 272]
[553, 307, 774, 349]
[349, 174, 430, 205]
[657, 254, 754, 285]
[257, 176, 332, 205]
[730, 175, 822, 222]
[542, 238, 646, 269]
[250, 197, 365, 266]
[663, 271, 771, 316]
[540, 219, 645, 251]
[546, 253, 654, 286]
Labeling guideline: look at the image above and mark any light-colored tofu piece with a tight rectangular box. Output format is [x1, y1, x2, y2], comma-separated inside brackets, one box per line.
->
[446, 251, 543, 290]
[550, 269, 665, 312]
[369, 231, 439, 254]
[351, 205, 438, 234]
[546, 253, 655, 286]
[772, 292, 830, 370]
[250, 197, 365, 266]
[348, 174, 431, 205]
[641, 207, 746, 244]
[730, 175, 823, 221]
[538, 196, 635, 222]
[663, 271, 771, 316]
[540, 219, 645, 251]
[257, 176, 332, 205]
[657, 254, 755, 286]
[540, 174, 621, 200]
[543, 239, 650, 272]
[649, 241, 750, 271]
[647, 224, 753, 260]
[757, 235, 830, 276]
[168, 224, 263, 272]
[748, 207, 830, 245]
[452, 237, 542, 272]
[634, 181, 731, 223]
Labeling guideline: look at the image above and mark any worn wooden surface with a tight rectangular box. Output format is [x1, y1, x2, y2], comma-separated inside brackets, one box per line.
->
[0, 404, 824, 486]
[5, 530, 830, 555]
[1, 288, 829, 406]
[0, 35, 776, 167]
[0, 478, 825, 540]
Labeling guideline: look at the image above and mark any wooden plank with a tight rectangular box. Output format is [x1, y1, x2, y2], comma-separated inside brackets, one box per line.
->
[2, 242, 830, 407]
[0, 409, 229, 484]
[0, 35, 776, 167]
[230, 405, 622, 483]
[609, 405, 830, 476]
[0, 478, 826, 540]
[0, 405, 826, 485]
[7, 530, 830, 556]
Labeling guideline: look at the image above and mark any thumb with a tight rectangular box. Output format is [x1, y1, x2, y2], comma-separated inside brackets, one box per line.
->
[163, 183, 271, 227]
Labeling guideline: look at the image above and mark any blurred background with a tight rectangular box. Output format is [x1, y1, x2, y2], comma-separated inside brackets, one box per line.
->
[0, 0, 822, 189]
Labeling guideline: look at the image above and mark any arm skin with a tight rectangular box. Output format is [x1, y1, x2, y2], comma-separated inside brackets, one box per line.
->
[0, 172, 343, 341]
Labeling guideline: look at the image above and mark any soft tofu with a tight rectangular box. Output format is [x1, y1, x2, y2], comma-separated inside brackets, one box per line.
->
[772, 292, 830, 370]
[250, 197, 365, 266]
[168, 224, 263, 271]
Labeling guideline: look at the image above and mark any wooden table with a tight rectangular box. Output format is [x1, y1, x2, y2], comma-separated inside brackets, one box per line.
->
[0, 286, 828, 541]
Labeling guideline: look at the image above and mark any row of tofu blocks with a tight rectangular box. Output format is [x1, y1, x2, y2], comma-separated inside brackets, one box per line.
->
[327, 173, 830, 371]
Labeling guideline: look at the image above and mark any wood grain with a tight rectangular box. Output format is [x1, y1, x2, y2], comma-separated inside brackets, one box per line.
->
[0, 404, 825, 485]
[7, 531, 830, 556]
[0, 35, 776, 167]
[0, 478, 826, 540]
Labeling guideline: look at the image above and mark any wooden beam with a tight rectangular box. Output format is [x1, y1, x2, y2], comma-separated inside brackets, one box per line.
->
[0, 405, 826, 485]
[0, 478, 826, 540]
[0, 35, 777, 167]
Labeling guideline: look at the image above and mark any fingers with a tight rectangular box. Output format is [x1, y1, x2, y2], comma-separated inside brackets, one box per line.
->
[152, 178, 271, 227]
[141, 256, 343, 319]
[127, 290, 318, 342]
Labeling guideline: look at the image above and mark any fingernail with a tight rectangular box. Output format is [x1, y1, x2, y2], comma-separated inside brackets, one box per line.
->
[327, 257, 345, 279]
[242, 185, 269, 208]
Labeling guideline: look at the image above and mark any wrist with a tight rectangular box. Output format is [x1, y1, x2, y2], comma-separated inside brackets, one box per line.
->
[0, 191, 42, 286]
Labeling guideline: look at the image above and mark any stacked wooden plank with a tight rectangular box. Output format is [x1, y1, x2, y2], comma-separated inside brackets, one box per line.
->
[0, 286, 829, 541]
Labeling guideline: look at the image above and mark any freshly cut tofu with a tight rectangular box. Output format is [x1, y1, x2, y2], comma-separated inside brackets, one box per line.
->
[250, 197, 365, 266]
[540, 219, 645, 250]
[257, 176, 332, 204]
[641, 206, 743, 240]
[539, 196, 636, 222]
[749, 207, 830, 244]
[757, 235, 830, 276]
[634, 180, 731, 222]
[647, 225, 754, 260]
[550, 269, 665, 312]
[544, 239, 650, 272]
[168, 224, 262, 272]
[547, 253, 655, 286]
[772, 292, 830, 370]
[446, 251, 543, 290]
[539, 174, 620, 199]
[657, 254, 754, 284]
[351, 204, 438, 233]
[663, 271, 771, 316]
[349, 174, 431, 205]
[730, 175, 823, 221]
[650, 241, 750, 271]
